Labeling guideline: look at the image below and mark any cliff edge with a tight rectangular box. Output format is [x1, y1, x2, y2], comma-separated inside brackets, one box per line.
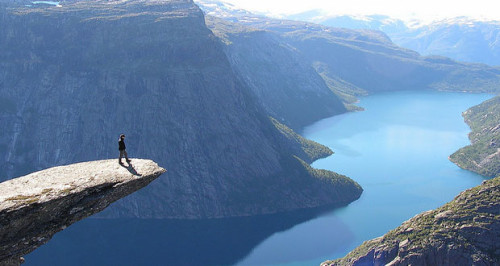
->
[0, 159, 165, 265]
[322, 177, 500, 266]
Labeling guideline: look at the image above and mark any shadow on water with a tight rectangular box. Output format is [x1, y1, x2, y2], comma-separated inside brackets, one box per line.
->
[24, 206, 341, 266]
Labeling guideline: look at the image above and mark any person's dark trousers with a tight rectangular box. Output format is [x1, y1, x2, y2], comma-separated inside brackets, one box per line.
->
[119, 150, 129, 163]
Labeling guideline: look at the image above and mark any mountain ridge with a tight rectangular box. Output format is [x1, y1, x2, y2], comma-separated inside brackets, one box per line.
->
[280, 11, 500, 66]
[196, 0, 500, 66]
[197, 0, 500, 101]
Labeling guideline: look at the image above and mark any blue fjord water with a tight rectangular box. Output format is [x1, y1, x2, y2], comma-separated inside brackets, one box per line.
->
[26, 91, 491, 266]
[237, 90, 492, 265]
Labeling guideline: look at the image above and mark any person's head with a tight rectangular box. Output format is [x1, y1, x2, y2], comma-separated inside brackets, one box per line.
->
[120, 134, 125, 140]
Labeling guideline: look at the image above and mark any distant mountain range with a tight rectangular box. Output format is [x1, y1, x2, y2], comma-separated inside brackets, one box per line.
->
[197, 0, 500, 97]
[286, 11, 500, 67]
[392, 18, 500, 67]
[197, 0, 500, 66]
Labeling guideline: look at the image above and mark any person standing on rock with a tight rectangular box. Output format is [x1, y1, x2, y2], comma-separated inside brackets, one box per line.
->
[118, 134, 131, 164]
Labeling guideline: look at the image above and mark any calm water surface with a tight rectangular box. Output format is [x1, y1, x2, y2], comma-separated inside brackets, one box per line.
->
[26, 91, 491, 266]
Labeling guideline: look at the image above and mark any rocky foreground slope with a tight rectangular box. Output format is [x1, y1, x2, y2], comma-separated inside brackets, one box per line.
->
[323, 177, 500, 266]
[451, 96, 500, 178]
[0, 159, 165, 265]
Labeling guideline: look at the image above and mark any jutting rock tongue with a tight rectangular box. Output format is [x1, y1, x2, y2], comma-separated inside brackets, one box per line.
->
[0, 159, 166, 265]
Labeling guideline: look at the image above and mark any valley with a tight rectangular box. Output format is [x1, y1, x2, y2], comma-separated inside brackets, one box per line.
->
[0, 0, 499, 265]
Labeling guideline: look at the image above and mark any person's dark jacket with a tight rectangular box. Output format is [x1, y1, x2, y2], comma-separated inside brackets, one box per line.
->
[118, 138, 126, 151]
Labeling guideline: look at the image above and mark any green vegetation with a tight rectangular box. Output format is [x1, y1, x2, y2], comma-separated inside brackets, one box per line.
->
[270, 117, 333, 163]
[450, 96, 500, 177]
[295, 156, 361, 191]
[312, 62, 367, 111]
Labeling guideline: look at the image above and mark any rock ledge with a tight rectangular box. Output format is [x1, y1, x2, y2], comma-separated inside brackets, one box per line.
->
[0, 159, 165, 265]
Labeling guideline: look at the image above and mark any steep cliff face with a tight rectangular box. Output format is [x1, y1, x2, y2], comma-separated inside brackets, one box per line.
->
[0, 0, 362, 219]
[323, 177, 500, 266]
[206, 17, 346, 130]
[451, 96, 500, 178]
[0, 159, 165, 265]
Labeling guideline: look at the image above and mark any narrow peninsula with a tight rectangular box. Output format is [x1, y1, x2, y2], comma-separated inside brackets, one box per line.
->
[0, 159, 165, 265]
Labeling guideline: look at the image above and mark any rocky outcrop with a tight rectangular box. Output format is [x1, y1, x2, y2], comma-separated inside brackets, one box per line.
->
[0, 0, 362, 219]
[322, 177, 500, 266]
[0, 159, 165, 265]
[451, 96, 500, 178]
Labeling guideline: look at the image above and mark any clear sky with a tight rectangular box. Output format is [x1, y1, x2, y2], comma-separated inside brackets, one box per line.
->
[222, 0, 500, 22]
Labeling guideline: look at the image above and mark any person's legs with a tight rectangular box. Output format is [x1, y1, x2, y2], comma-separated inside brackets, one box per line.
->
[124, 150, 130, 162]
[119, 150, 124, 163]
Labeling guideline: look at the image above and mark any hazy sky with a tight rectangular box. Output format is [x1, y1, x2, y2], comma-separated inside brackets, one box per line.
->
[222, 0, 500, 22]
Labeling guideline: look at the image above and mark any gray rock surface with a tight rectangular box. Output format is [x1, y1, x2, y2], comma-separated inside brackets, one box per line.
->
[323, 177, 500, 266]
[0, 159, 165, 265]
